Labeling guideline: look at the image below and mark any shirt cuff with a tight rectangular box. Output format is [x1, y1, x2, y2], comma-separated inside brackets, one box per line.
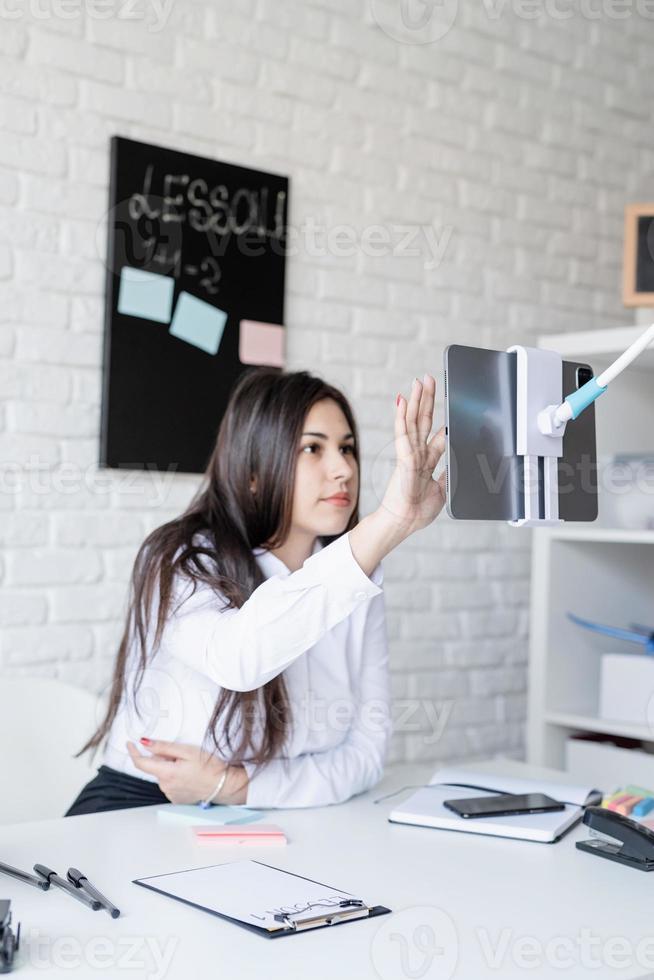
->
[241, 759, 301, 809]
[284, 530, 383, 601]
[242, 760, 287, 810]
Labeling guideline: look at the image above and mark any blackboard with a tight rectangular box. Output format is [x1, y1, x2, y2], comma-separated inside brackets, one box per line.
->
[100, 136, 289, 473]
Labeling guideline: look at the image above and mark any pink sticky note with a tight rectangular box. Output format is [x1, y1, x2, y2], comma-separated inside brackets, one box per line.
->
[239, 320, 285, 368]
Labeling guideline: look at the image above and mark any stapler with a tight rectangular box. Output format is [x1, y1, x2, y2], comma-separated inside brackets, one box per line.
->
[0, 900, 19, 974]
[576, 806, 654, 871]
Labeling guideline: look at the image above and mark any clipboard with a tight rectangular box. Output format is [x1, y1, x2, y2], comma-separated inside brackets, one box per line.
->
[133, 859, 391, 938]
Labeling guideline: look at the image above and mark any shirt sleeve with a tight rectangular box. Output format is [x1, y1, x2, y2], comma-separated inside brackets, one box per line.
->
[162, 531, 383, 693]
[241, 585, 392, 808]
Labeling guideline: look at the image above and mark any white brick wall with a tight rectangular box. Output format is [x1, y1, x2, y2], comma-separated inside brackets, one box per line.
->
[1, 0, 652, 767]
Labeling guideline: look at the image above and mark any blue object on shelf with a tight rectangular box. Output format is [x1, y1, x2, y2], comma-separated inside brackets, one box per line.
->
[567, 612, 654, 655]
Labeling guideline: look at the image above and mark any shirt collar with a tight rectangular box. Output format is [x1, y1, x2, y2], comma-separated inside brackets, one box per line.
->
[253, 537, 324, 576]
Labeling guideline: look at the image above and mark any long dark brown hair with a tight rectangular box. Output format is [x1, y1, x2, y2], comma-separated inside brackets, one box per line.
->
[80, 368, 360, 768]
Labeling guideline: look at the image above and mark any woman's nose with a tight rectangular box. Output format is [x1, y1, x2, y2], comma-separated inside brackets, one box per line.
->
[327, 449, 354, 481]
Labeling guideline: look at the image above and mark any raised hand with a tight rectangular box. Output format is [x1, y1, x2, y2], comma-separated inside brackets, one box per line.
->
[379, 373, 447, 535]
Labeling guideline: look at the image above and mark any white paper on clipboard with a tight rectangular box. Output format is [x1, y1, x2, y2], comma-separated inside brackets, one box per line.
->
[134, 860, 361, 932]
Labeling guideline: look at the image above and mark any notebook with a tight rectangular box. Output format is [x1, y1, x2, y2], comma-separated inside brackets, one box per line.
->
[133, 860, 390, 937]
[389, 767, 601, 843]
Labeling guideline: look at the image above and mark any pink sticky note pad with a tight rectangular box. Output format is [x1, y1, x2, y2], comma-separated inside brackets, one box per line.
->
[192, 824, 287, 845]
[239, 320, 285, 368]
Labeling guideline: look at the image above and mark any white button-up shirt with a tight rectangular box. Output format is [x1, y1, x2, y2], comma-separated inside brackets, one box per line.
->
[102, 531, 391, 808]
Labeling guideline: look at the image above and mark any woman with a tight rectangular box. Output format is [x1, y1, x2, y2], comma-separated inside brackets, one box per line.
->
[67, 368, 446, 815]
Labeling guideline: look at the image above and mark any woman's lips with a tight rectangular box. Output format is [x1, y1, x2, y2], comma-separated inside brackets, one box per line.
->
[322, 495, 351, 507]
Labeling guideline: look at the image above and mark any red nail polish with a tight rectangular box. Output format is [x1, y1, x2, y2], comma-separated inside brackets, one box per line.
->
[396, 394, 401, 406]
[140, 737, 152, 745]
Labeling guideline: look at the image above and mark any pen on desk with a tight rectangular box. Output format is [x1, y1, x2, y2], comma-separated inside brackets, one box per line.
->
[67, 868, 121, 919]
[33, 865, 101, 911]
[0, 860, 50, 891]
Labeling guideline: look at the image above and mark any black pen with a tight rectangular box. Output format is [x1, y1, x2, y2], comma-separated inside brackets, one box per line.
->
[0, 860, 50, 891]
[33, 865, 101, 911]
[67, 868, 121, 919]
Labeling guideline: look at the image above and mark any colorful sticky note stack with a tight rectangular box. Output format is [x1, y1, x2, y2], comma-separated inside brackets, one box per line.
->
[602, 785, 654, 819]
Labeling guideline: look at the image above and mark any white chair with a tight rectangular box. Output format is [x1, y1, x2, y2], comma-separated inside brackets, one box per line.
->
[0, 677, 100, 824]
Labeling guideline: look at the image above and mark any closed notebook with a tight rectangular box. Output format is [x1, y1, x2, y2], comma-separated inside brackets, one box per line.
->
[389, 767, 601, 844]
[193, 824, 287, 846]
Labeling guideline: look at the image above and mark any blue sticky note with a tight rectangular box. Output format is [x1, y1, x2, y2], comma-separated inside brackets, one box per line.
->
[117, 266, 175, 324]
[169, 292, 227, 356]
[157, 805, 262, 826]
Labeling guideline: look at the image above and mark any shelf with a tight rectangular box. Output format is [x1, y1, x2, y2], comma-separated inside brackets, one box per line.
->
[545, 710, 654, 742]
[528, 324, 654, 772]
[538, 324, 654, 372]
[537, 527, 654, 545]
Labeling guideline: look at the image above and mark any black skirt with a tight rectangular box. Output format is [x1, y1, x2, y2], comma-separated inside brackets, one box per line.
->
[65, 765, 168, 816]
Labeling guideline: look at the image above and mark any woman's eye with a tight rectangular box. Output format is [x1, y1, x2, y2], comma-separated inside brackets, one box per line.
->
[301, 443, 356, 455]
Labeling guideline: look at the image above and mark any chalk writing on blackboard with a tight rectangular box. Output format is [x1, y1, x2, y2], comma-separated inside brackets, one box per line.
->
[122, 163, 286, 294]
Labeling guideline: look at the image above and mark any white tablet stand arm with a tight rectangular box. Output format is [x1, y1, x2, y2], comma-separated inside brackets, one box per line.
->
[507, 323, 654, 528]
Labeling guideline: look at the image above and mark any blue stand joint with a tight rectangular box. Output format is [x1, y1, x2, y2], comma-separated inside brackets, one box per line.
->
[564, 376, 607, 420]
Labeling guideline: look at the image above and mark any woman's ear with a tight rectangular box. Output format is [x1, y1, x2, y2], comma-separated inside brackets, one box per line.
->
[249, 475, 257, 495]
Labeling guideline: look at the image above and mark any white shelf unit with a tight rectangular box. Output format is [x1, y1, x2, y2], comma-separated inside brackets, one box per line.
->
[527, 325, 654, 774]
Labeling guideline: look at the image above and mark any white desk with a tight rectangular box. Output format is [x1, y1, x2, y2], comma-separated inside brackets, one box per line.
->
[2, 760, 653, 980]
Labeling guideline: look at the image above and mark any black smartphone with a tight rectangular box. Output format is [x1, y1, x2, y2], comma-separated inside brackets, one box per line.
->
[443, 793, 565, 819]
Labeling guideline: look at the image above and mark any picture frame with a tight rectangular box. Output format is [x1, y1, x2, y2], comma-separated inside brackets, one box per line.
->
[623, 202, 654, 307]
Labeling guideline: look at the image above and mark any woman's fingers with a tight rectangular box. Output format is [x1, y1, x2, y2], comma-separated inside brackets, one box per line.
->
[139, 738, 194, 761]
[427, 425, 447, 469]
[394, 392, 412, 462]
[395, 375, 442, 472]
[418, 374, 436, 444]
[405, 377, 422, 447]
[127, 741, 175, 779]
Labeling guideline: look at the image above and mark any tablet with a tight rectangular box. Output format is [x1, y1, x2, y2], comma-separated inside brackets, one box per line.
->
[444, 345, 597, 522]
